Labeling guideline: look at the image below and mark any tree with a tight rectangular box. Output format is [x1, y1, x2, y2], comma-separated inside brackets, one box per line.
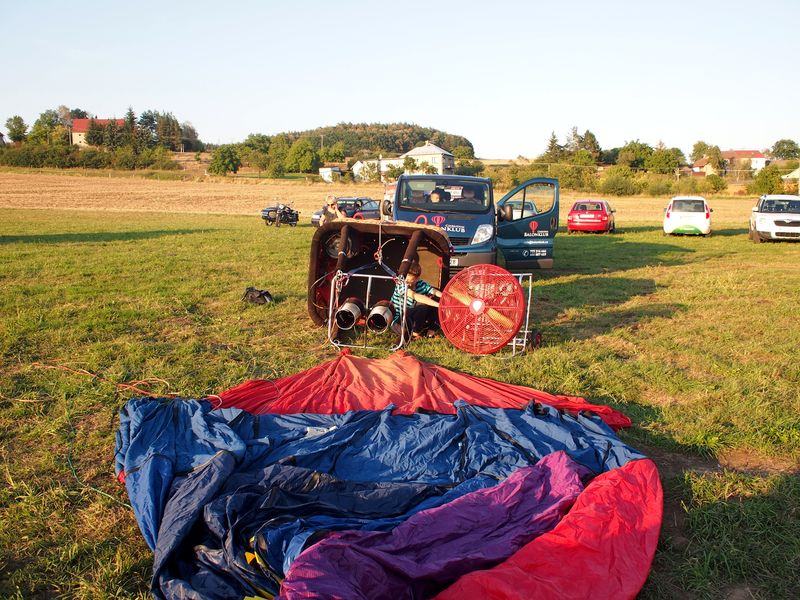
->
[578, 130, 601, 162]
[56, 105, 72, 127]
[181, 121, 202, 151]
[285, 138, 321, 173]
[690, 141, 710, 163]
[243, 133, 271, 154]
[121, 107, 137, 148]
[402, 156, 418, 172]
[771, 139, 799, 160]
[419, 161, 438, 175]
[29, 110, 61, 145]
[85, 118, 104, 146]
[539, 131, 564, 163]
[267, 135, 290, 177]
[5, 115, 28, 143]
[69, 108, 89, 120]
[385, 164, 405, 180]
[616, 140, 653, 169]
[208, 145, 242, 175]
[645, 148, 680, 174]
[452, 145, 475, 160]
[103, 119, 120, 150]
[749, 164, 784, 194]
[320, 140, 345, 162]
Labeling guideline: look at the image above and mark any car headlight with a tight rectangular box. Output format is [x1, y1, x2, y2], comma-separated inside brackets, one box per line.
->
[756, 217, 768, 227]
[471, 224, 494, 245]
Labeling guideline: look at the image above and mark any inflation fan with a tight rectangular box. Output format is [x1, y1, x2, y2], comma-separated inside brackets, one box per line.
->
[439, 264, 526, 354]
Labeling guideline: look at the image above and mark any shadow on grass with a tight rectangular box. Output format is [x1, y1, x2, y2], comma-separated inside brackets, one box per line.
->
[0, 229, 218, 245]
[533, 275, 685, 341]
[710, 227, 748, 237]
[551, 234, 694, 276]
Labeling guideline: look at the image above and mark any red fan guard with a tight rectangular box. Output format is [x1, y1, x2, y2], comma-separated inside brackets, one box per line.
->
[439, 265, 526, 354]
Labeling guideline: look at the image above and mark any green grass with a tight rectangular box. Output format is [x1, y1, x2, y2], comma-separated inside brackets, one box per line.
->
[1, 209, 799, 598]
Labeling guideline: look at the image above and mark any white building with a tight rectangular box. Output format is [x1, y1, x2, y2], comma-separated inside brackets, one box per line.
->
[352, 141, 455, 181]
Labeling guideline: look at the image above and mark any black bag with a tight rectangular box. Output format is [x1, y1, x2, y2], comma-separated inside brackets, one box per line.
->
[242, 287, 273, 305]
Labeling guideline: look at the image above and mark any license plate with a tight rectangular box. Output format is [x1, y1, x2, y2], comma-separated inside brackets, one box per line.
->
[449, 258, 459, 267]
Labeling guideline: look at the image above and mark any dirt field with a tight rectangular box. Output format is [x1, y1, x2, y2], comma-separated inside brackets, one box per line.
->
[0, 170, 757, 226]
[0, 171, 384, 216]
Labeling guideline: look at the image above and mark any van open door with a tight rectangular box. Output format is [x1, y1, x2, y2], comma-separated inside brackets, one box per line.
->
[496, 177, 559, 270]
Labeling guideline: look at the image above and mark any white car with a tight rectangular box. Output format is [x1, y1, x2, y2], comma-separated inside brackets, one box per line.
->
[663, 196, 712, 236]
[749, 194, 800, 243]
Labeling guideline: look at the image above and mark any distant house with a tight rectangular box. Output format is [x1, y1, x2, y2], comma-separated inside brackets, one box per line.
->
[319, 166, 342, 183]
[781, 166, 800, 182]
[691, 157, 716, 176]
[71, 118, 125, 147]
[352, 141, 455, 181]
[721, 150, 767, 173]
[401, 141, 455, 174]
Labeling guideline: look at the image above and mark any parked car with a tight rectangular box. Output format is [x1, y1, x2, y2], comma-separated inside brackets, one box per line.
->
[311, 197, 379, 227]
[566, 200, 616, 233]
[749, 194, 800, 243]
[663, 196, 712, 236]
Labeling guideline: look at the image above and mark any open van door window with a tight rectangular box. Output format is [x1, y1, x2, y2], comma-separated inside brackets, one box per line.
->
[496, 178, 559, 270]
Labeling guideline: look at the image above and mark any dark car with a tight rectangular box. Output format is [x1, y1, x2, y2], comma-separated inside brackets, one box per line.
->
[567, 200, 616, 233]
[311, 197, 379, 227]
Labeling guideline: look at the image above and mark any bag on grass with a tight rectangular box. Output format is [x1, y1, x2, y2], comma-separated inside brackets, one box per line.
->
[242, 287, 273, 305]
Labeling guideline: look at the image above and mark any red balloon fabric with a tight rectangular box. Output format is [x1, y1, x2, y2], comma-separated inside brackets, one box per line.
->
[215, 350, 632, 430]
[433, 458, 662, 600]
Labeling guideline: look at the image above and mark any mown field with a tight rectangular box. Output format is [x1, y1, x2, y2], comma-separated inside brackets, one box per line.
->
[1, 172, 799, 599]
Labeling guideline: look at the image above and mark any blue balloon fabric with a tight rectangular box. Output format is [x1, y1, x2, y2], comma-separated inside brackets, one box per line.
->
[115, 397, 644, 599]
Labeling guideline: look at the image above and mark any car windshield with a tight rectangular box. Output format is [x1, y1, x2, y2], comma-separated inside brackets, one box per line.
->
[572, 202, 603, 211]
[761, 199, 800, 213]
[398, 179, 490, 213]
[672, 199, 705, 212]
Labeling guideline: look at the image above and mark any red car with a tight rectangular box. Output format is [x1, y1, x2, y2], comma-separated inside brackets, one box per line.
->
[567, 200, 616, 233]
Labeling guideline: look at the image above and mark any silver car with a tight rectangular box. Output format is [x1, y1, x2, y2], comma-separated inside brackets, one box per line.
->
[749, 194, 800, 243]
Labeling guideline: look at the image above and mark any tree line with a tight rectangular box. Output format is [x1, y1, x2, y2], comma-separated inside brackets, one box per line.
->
[207, 123, 477, 177]
[481, 128, 799, 196]
[1, 106, 203, 170]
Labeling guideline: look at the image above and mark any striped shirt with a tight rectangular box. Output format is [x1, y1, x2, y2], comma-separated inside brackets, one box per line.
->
[391, 279, 433, 321]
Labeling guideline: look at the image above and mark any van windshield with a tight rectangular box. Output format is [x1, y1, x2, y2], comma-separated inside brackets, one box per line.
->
[672, 199, 705, 212]
[398, 179, 491, 213]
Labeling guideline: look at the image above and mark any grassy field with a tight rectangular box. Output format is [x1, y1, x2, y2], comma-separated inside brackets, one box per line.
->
[1, 172, 799, 598]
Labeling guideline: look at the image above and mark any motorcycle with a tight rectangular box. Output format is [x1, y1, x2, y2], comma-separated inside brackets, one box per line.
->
[261, 203, 299, 227]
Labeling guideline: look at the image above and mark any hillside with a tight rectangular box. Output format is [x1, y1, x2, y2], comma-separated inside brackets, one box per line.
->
[278, 122, 474, 157]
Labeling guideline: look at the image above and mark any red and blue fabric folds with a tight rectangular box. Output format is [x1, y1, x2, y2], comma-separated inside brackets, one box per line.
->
[114, 352, 662, 599]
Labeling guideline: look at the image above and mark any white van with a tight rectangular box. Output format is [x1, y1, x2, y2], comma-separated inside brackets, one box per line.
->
[663, 196, 712, 236]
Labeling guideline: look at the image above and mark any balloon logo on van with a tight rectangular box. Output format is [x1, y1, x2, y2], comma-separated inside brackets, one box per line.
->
[529, 221, 539, 233]
[431, 215, 446, 227]
[414, 215, 428, 225]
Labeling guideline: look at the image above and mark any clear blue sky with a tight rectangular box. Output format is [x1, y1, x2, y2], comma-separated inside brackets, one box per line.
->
[2, 0, 798, 158]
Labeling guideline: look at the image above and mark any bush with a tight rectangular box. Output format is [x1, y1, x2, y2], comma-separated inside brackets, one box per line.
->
[644, 176, 674, 196]
[598, 165, 640, 196]
[748, 165, 784, 195]
[113, 146, 138, 170]
[76, 149, 112, 169]
[705, 174, 727, 193]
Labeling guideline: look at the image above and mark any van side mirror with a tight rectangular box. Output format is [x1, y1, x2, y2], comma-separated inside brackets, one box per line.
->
[751, 206, 758, 212]
[382, 199, 392, 216]
[497, 205, 513, 222]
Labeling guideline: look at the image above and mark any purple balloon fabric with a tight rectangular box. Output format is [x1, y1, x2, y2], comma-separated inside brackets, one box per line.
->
[278, 451, 590, 599]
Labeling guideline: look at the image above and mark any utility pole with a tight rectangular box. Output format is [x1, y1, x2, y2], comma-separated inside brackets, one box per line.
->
[320, 134, 324, 150]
